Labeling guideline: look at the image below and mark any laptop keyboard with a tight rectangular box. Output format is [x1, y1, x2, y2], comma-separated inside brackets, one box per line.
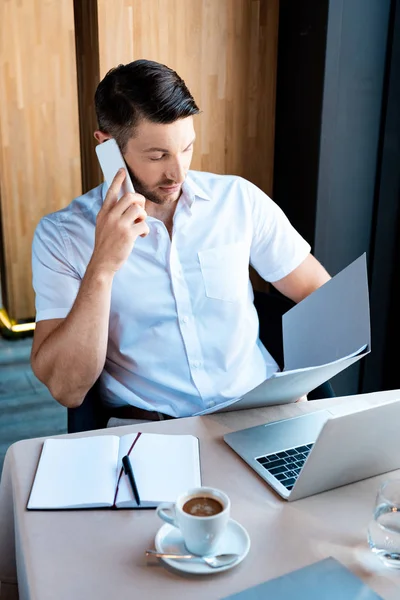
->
[256, 443, 314, 491]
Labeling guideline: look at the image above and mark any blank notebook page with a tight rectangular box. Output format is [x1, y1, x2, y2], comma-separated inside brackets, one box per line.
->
[28, 436, 120, 509]
[116, 433, 201, 505]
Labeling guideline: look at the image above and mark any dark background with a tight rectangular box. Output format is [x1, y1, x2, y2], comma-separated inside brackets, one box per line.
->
[273, 0, 400, 397]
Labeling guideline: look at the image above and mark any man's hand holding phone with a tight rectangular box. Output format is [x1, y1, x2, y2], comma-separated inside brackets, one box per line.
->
[91, 169, 149, 275]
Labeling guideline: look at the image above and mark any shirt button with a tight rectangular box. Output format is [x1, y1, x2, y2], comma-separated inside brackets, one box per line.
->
[207, 400, 216, 408]
[181, 316, 189, 324]
[192, 360, 202, 368]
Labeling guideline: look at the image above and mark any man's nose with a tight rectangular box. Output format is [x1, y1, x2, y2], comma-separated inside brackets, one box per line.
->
[165, 159, 186, 183]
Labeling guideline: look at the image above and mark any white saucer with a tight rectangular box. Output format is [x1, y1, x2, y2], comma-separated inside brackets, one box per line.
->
[154, 518, 250, 575]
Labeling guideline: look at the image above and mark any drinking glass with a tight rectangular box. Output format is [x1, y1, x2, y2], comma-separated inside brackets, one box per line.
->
[368, 478, 400, 567]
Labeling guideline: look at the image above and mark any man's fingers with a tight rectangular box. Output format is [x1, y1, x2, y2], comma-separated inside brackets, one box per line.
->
[113, 192, 146, 217]
[138, 221, 150, 238]
[102, 169, 126, 209]
[122, 204, 149, 238]
[295, 395, 308, 403]
[121, 203, 147, 225]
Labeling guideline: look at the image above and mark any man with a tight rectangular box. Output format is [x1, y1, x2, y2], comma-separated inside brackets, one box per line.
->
[31, 59, 330, 421]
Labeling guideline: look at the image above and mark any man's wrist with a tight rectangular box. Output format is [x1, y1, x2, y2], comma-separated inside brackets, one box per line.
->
[85, 259, 116, 287]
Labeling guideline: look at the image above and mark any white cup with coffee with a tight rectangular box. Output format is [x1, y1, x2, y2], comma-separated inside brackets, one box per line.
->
[156, 487, 230, 556]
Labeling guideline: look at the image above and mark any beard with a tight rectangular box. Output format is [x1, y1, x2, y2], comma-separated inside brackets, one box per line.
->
[126, 165, 182, 205]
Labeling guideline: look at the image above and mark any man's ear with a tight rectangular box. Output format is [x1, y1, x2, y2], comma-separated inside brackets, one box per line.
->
[94, 130, 111, 143]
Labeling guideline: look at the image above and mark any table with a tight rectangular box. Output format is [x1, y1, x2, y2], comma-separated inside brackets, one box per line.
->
[1, 390, 400, 600]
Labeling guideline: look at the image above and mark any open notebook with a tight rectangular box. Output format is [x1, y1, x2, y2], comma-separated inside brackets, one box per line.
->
[27, 432, 201, 510]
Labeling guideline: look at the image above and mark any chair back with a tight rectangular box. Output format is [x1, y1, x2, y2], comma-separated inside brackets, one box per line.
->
[67, 380, 107, 433]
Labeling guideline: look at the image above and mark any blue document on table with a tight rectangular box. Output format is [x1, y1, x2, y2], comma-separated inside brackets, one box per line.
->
[195, 254, 370, 415]
[222, 557, 383, 599]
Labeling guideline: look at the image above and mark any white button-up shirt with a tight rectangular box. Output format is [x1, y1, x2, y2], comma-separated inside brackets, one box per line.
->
[32, 171, 310, 417]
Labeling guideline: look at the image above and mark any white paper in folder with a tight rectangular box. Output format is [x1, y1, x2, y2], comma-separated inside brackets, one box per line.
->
[195, 254, 370, 415]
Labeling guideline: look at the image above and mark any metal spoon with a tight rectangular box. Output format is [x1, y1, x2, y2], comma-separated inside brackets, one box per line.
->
[145, 550, 239, 568]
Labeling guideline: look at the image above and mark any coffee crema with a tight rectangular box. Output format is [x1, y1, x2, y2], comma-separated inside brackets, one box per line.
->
[182, 496, 224, 517]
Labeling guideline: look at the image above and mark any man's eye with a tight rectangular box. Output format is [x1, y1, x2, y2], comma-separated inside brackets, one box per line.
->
[150, 155, 164, 161]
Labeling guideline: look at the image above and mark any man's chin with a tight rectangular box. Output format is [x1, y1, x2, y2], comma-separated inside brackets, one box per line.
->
[151, 186, 182, 204]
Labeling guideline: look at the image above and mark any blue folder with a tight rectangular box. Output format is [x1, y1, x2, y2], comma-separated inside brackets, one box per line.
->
[223, 557, 383, 600]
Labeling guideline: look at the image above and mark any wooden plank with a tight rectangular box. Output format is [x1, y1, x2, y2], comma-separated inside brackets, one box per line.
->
[0, 0, 82, 319]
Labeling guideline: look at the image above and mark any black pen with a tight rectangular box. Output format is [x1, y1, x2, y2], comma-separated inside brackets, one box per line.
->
[122, 455, 141, 506]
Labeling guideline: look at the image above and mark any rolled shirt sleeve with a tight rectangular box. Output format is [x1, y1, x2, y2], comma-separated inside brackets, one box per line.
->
[32, 217, 81, 322]
[247, 180, 311, 282]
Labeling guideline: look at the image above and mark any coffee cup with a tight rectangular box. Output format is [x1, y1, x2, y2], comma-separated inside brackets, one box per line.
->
[156, 487, 230, 556]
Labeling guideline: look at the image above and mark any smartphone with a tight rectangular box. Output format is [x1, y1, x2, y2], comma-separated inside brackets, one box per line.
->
[95, 138, 135, 199]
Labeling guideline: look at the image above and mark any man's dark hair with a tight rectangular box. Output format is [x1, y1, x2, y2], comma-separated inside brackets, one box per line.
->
[95, 59, 200, 151]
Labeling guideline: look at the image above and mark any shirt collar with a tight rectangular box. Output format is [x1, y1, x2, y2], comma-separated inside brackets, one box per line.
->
[182, 173, 212, 204]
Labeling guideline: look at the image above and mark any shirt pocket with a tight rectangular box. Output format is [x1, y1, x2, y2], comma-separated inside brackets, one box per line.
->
[198, 242, 249, 302]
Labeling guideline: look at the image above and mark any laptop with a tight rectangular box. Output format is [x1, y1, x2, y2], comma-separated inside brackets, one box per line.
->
[224, 399, 400, 501]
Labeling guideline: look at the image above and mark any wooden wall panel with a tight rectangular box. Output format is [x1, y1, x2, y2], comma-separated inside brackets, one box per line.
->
[96, 0, 279, 197]
[0, 0, 82, 320]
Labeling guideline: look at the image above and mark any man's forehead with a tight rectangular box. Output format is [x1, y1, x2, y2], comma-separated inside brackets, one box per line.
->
[129, 117, 195, 151]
